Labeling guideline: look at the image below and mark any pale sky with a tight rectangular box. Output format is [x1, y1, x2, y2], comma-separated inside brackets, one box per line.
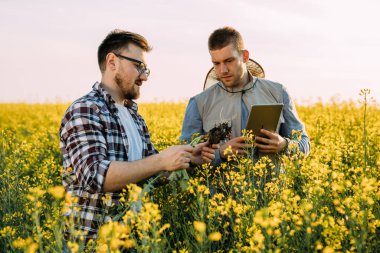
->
[0, 0, 379, 104]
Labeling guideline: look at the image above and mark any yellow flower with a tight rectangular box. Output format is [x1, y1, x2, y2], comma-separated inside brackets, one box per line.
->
[12, 237, 28, 248]
[322, 246, 335, 253]
[48, 185, 65, 199]
[124, 239, 135, 249]
[29, 187, 45, 196]
[68, 241, 79, 253]
[315, 241, 323, 250]
[208, 232, 222, 241]
[26, 243, 38, 253]
[110, 238, 122, 250]
[223, 146, 233, 156]
[193, 221, 206, 233]
[26, 194, 35, 202]
[0, 226, 16, 237]
[127, 184, 142, 202]
[158, 223, 171, 235]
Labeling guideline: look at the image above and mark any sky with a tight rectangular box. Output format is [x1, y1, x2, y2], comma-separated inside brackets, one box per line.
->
[0, 0, 379, 104]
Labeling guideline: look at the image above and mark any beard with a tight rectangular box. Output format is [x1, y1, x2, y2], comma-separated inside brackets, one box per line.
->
[114, 73, 140, 100]
[219, 67, 245, 89]
[220, 74, 241, 89]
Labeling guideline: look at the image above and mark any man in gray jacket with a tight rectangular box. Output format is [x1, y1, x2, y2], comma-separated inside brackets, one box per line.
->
[180, 26, 310, 165]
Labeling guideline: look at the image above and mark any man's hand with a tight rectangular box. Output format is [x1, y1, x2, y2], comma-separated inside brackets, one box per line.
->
[191, 141, 219, 165]
[220, 136, 251, 159]
[159, 145, 193, 171]
[254, 129, 287, 153]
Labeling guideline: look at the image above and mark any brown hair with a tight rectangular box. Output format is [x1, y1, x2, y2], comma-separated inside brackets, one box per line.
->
[97, 29, 152, 72]
[208, 26, 245, 52]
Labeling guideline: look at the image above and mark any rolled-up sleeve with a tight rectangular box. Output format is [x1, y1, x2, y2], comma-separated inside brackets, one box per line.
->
[280, 87, 311, 156]
[60, 103, 111, 193]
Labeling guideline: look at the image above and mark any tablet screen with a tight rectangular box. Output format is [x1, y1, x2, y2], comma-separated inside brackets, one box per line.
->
[245, 104, 283, 136]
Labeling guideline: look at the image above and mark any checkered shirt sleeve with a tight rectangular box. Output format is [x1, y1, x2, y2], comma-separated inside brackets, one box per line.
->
[59, 82, 158, 241]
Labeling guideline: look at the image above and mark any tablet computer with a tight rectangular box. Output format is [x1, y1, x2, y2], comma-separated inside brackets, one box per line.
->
[245, 104, 283, 136]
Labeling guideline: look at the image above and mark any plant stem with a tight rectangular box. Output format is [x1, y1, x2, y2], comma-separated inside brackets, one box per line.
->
[363, 91, 368, 168]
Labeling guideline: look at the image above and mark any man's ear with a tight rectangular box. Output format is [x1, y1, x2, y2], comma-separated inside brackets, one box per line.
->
[105, 52, 117, 71]
[242, 50, 250, 63]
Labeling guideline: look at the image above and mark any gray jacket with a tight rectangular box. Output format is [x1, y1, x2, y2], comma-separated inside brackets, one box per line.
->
[180, 76, 310, 164]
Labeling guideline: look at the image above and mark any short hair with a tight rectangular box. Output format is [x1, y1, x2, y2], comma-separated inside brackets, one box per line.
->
[97, 29, 152, 72]
[208, 26, 245, 52]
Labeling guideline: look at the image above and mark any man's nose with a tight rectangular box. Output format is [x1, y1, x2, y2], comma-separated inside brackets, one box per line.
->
[221, 63, 228, 73]
[139, 72, 148, 81]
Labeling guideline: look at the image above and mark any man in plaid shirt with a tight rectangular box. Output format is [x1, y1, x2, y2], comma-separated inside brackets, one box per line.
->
[59, 29, 216, 243]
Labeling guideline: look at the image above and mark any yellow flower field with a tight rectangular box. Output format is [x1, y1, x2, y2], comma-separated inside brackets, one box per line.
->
[0, 92, 379, 252]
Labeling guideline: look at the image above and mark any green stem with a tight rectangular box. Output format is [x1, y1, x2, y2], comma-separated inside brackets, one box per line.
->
[363, 93, 367, 168]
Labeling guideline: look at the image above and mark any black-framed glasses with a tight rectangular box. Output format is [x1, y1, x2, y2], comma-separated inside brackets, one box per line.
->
[113, 53, 150, 77]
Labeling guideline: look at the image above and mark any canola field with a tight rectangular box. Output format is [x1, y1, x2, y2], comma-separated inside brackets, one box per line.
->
[0, 93, 379, 252]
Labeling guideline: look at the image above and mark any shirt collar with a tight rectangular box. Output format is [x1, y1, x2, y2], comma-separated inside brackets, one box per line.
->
[123, 99, 138, 111]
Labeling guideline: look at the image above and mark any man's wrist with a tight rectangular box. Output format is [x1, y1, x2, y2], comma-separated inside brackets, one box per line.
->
[282, 137, 291, 153]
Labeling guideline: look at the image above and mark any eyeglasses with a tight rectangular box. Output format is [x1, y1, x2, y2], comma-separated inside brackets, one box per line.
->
[113, 53, 150, 77]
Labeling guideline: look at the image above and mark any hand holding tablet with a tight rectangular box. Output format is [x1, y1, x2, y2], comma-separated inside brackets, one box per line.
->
[245, 104, 283, 136]
[245, 104, 289, 153]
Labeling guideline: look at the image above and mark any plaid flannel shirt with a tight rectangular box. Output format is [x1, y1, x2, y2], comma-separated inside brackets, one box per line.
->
[59, 82, 158, 241]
